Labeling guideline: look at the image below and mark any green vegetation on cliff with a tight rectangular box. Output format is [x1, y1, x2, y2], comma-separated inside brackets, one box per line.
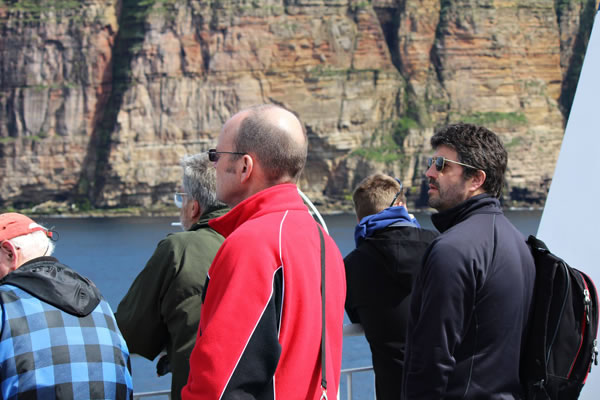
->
[0, 0, 87, 23]
[351, 115, 420, 164]
[450, 111, 528, 127]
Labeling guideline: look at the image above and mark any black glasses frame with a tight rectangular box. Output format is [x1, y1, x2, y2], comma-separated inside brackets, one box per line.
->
[389, 179, 404, 208]
[208, 149, 247, 162]
[427, 156, 478, 172]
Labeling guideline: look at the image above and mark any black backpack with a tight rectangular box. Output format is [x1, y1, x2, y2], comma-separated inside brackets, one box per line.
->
[521, 235, 599, 399]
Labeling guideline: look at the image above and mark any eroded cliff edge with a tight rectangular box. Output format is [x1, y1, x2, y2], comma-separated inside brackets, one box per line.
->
[0, 0, 597, 213]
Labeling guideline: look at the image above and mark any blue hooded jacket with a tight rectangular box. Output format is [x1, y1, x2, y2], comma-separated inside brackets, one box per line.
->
[354, 206, 420, 247]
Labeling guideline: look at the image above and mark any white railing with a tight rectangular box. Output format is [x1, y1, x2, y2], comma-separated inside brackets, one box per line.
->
[132, 324, 373, 400]
[340, 323, 375, 399]
[341, 365, 376, 400]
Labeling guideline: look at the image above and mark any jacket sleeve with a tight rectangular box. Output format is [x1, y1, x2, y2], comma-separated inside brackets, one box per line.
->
[182, 235, 282, 400]
[403, 242, 476, 399]
[115, 239, 175, 360]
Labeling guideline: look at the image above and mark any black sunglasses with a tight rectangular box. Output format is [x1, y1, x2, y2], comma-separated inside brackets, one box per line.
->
[427, 156, 478, 172]
[208, 149, 246, 162]
[389, 178, 404, 208]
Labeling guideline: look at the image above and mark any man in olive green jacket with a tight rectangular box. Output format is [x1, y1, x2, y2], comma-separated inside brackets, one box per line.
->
[116, 153, 227, 400]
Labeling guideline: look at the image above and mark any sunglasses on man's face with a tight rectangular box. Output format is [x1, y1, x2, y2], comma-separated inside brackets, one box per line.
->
[207, 149, 247, 162]
[427, 156, 478, 172]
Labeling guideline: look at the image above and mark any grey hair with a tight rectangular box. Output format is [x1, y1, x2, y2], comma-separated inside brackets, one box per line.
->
[181, 152, 223, 212]
[11, 230, 55, 260]
[233, 104, 307, 183]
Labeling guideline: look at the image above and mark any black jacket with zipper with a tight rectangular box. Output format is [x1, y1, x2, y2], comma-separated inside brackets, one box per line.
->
[344, 224, 438, 400]
[402, 194, 536, 399]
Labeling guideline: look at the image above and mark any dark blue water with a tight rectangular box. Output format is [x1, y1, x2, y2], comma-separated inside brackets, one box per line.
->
[37, 210, 542, 398]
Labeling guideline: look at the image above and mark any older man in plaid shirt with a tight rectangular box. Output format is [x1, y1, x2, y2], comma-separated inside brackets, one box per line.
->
[0, 213, 133, 399]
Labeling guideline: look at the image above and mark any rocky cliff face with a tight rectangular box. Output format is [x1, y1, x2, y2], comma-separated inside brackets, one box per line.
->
[0, 0, 597, 212]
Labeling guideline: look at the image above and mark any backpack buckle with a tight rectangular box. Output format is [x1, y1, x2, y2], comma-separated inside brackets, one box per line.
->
[533, 379, 545, 389]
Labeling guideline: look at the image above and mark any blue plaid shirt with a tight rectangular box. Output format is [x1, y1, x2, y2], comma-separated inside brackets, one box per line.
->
[0, 284, 133, 399]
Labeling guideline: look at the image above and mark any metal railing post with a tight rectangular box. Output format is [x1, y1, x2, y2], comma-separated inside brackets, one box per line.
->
[373, 373, 377, 400]
[346, 372, 353, 399]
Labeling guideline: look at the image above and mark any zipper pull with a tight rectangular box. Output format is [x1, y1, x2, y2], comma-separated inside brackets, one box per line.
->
[584, 289, 591, 303]
[584, 289, 591, 323]
[594, 340, 599, 367]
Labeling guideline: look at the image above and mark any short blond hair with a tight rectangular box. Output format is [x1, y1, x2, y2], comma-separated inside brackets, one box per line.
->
[352, 174, 405, 220]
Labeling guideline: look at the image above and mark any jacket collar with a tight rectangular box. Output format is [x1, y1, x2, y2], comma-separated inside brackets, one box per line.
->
[431, 193, 501, 233]
[189, 205, 229, 231]
[209, 183, 307, 238]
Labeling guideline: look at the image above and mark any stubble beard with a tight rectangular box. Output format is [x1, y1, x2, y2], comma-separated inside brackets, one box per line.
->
[428, 180, 470, 212]
[428, 195, 442, 210]
[428, 179, 443, 210]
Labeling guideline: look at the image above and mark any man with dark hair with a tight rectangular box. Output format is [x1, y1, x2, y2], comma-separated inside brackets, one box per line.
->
[182, 104, 346, 400]
[0, 213, 133, 399]
[345, 174, 438, 400]
[115, 153, 227, 400]
[402, 123, 536, 399]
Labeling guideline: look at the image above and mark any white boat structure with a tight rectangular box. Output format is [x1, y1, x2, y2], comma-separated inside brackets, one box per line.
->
[536, 3, 600, 400]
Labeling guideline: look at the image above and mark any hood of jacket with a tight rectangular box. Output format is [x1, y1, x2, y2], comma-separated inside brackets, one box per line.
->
[0, 256, 101, 317]
[354, 205, 420, 247]
[357, 226, 438, 283]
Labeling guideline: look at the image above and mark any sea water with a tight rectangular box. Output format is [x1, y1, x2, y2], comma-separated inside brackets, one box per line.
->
[39, 210, 542, 398]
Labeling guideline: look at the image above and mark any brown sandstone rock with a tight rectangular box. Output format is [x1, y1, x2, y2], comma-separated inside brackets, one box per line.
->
[0, 0, 598, 212]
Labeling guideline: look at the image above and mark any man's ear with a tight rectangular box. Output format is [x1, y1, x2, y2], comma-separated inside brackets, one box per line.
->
[1, 241, 19, 271]
[191, 200, 202, 220]
[469, 169, 487, 192]
[240, 154, 254, 183]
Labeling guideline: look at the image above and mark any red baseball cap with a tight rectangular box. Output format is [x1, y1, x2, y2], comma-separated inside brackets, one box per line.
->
[0, 213, 52, 242]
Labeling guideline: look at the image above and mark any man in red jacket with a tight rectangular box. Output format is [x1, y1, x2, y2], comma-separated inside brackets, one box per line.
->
[182, 104, 346, 400]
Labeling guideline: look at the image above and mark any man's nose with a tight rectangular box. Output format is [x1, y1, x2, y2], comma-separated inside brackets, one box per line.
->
[425, 164, 437, 179]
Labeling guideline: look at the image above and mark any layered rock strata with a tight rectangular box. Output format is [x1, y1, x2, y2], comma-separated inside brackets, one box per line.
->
[0, 0, 597, 212]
